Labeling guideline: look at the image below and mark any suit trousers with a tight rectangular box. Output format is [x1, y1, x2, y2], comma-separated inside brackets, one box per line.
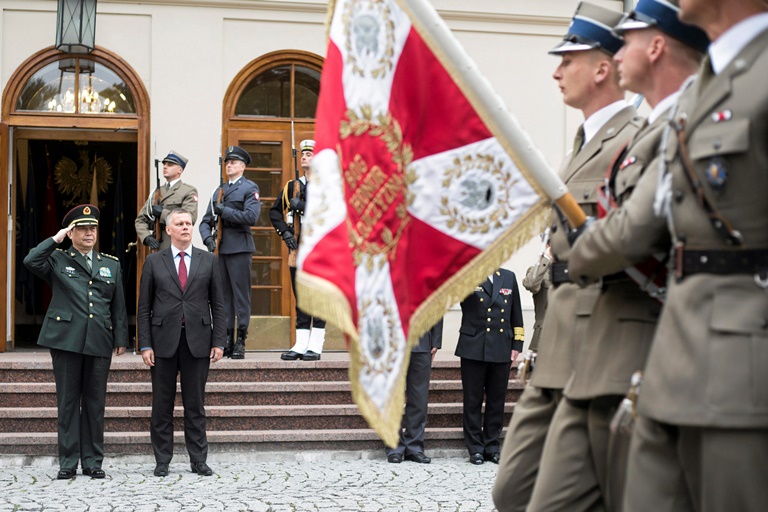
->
[218, 252, 252, 330]
[493, 385, 562, 512]
[50, 348, 112, 470]
[527, 396, 621, 512]
[386, 351, 432, 456]
[624, 416, 768, 512]
[150, 329, 210, 463]
[289, 266, 326, 330]
[460, 358, 511, 455]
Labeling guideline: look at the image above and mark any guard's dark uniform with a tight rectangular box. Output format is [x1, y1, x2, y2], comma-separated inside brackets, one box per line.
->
[24, 205, 129, 476]
[456, 269, 523, 462]
[199, 146, 260, 358]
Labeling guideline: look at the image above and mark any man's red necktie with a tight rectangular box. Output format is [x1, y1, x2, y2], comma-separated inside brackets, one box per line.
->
[178, 251, 187, 291]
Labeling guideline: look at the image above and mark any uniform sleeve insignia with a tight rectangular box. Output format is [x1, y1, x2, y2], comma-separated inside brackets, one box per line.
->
[99, 267, 113, 278]
[500, 288, 512, 295]
[254, 191, 260, 201]
[193, 194, 198, 202]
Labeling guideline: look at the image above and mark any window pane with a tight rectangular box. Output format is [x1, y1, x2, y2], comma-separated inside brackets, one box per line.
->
[246, 170, 283, 200]
[250, 288, 283, 315]
[294, 66, 320, 118]
[255, 205, 274, 228]
[251, 260, 282, 287]
[241, 141, 281, 168]
[235, 65, 291, 117]
[16, 59, 135, 114]
[253, 230, 281, 257]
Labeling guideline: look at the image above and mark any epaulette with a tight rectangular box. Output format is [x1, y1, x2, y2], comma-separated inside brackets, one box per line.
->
[55, 248, 66, 252]
[100, 253, 119, 261]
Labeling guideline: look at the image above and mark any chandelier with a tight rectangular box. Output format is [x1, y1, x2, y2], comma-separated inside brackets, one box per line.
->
[46, 84, 121, 113]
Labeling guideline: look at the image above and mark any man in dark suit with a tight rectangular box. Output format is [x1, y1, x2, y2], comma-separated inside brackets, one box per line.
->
[386, 318, 443, 464]
[200, 145, 260, 359]
[24, 204, 129, 480]
[138, 208, 226, 477]
[457, 269, 523, 465]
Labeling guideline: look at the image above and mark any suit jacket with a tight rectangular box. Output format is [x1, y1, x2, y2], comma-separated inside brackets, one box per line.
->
[413, 318, 443, 353]
[137, 246, 226, 359]
[570, 29, 768, 427]
[135, 181, 199, 250]
[532, 105, 643, 390]
[23, 238, 129, 357]
[200, 176, 260, 254]
[522, 258, 551, 353]
[456, 269, 523, 363]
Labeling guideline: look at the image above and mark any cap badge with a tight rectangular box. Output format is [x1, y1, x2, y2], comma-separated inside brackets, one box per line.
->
[83, 206, 91, 215]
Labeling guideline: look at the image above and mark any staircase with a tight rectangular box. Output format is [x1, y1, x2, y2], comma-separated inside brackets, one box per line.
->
[0, 352, 523, 457]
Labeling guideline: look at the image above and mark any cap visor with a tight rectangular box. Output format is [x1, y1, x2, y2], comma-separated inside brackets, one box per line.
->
[549, 40, 597, 55]
[614, 19, 651, 34]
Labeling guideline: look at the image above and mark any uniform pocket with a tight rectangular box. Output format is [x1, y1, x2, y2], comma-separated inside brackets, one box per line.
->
[689, 118, 750, 160]
[459, 325, 476, 336]
[47, 310, 72, 322]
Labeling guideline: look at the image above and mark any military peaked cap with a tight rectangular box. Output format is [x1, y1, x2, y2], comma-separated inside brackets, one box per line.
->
[614, 0, 709, 53]
[550, 2, 625, 56]
[63, 204, 100, 228]
[162, 150, 188, 170]
[225, 145, 251, 166]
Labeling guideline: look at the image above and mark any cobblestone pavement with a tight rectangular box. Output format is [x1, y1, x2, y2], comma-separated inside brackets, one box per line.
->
[0, 453, 499, 511]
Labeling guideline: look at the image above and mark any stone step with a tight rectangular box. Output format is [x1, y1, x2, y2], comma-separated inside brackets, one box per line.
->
[0, 402, 514, 433]
[0, 380, 524, 408]
[0, 427, 491, 455]
[0, 358, 469, 384]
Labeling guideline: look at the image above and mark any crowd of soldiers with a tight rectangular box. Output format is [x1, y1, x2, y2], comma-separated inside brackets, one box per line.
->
[491, 0, 768, 510]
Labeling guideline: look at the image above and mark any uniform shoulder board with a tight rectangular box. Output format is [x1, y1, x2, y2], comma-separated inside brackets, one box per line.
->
[55, 248, 66, 252]
[100, 253, 120, 261]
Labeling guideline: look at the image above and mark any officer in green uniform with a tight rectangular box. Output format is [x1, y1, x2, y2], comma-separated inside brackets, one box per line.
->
[24, 204, 129, 480]
[135, 150, 199, 251]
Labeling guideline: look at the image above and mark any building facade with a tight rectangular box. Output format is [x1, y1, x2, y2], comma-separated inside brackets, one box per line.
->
[0, 0, 625, 353]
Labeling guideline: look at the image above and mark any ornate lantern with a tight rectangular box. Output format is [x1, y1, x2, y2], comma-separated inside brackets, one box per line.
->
[55, 0, 97, 54]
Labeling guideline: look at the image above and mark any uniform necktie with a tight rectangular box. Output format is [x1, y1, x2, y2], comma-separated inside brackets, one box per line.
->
[165, 183, 170, 191]
[85, 255, 92, 271]
[571, 125, 585, 162]
[178, 251, 187, 291]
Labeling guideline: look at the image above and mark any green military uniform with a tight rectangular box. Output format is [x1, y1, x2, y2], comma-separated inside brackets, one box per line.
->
[521, 257, 550, 353]
[135, 180, 199, 251]
[492, 5, 642, 511]
[24, 205, 129, 476]
[569, 15, 768, 512]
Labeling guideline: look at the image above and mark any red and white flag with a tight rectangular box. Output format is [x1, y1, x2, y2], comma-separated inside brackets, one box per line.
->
[297, 0, 561, 446]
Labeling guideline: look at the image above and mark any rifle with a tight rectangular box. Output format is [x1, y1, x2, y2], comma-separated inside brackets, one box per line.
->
[151, 141, 163, 245]
[211, 156, 224, 256]
[287, 122, 301, 267]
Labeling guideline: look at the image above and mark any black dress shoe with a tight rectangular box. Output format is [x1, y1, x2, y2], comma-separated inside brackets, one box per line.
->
[484, 452, 501, 464]
[387, 453, 403, 463]
[301, 350, 321, 361]
[190, 461, 213, 476]
[153, 463, 169, 477]
[469, 453, 484, 465]
[82, 467, 106, 479]
[280, 350, 303, 361]
[405, 452, 431, 464]
[57, 468, 77, 480]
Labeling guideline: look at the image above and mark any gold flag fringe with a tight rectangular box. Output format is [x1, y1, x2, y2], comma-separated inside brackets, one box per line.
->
[295, 270, 358, 342]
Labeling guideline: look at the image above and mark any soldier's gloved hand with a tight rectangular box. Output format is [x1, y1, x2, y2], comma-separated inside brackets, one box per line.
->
[151, 205, 163, 219]
[213, 203, 225, 216]
[281, 231, 298, 250]
[204, 236, 216, 253]
[567, 216, 595, 246]
[288, 197, 304, 212]
[143, 236, 160, 250]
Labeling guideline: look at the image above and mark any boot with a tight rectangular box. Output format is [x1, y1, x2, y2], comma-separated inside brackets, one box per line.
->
[223, 328, 234, 358]
[303, 327, 326, 361]
[231, 328, 246, 359]
[281, 329, 310, 360]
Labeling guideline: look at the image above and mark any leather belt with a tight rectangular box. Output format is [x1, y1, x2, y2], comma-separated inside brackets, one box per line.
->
[675, 246, 768, 279]
[601, 271, 630, 285]
[551, 262, 572, 286]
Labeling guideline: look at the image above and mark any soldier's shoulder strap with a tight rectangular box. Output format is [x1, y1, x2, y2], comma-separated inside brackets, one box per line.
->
[99, 253, 120, 262]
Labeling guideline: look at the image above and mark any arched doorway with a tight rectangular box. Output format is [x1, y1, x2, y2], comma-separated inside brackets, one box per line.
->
[1, 46, 150, 351]
[222, 50, 342, 351]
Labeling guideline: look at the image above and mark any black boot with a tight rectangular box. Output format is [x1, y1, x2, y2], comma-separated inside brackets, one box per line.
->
[231, 328, 246, 359]
[223, 329, 234, 358]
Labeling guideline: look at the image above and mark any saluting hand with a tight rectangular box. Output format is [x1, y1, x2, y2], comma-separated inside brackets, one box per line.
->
[53, 225, 74, 244]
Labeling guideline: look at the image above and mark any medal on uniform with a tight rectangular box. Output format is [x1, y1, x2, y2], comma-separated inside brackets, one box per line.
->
[705, 157, 728, 191]
[99, 267, 112, 278]
[64, 266, 76, 276]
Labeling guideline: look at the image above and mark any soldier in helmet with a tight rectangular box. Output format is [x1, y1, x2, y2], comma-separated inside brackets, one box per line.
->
[199, 146, 260, 359]
[269, 139, 327, 361]
[135, 150, 199, 251]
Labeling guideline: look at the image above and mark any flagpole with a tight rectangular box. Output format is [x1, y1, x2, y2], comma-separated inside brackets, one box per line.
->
[397, 0, 587, 228]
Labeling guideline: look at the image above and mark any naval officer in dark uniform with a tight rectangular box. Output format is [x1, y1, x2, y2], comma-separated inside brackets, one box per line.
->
[23, 204, 129, 480]
[456, 268, 523, 465]
[200, 145, 260, 359]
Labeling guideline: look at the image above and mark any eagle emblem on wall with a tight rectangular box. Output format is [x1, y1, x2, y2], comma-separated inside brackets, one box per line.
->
[54, 148, 113, 207]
